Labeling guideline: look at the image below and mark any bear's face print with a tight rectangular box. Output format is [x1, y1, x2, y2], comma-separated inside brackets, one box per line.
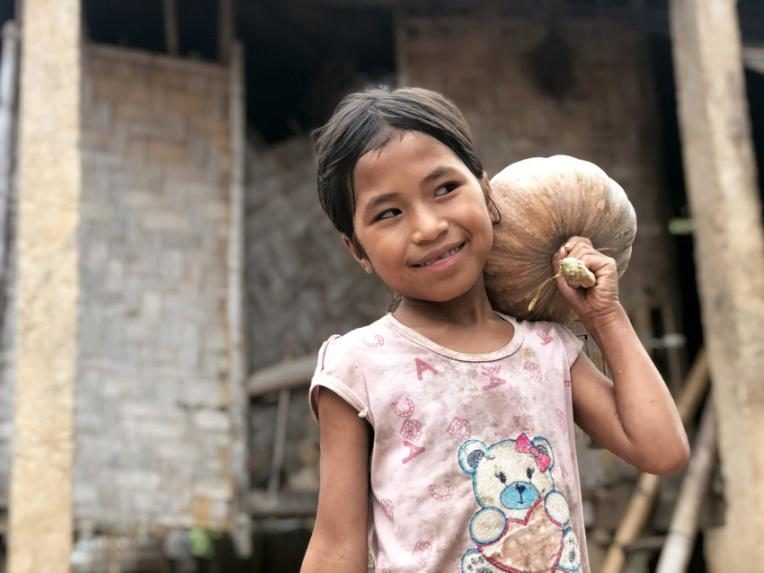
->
[458, 435, 555, 517]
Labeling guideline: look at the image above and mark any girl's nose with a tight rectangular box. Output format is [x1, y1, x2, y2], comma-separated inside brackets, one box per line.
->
[411, 214, 448, 244]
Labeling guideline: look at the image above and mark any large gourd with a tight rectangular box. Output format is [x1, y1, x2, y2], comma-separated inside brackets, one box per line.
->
[484, 155, 637, 323]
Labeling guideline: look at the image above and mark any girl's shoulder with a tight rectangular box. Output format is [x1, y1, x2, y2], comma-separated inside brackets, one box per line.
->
[310, 316, 394, 423]
[512, 317, 583, 365]
[320, 315, 391, 346]
[316, 315, 395, 368]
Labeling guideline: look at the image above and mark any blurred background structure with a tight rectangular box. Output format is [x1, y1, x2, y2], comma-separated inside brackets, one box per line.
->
[0, 0, 761, 571]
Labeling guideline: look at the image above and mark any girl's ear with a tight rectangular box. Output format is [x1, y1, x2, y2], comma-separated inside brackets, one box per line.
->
[342, 234, 373, 274]
[481, 173, 501, 225]
[481, 172, 491, 193]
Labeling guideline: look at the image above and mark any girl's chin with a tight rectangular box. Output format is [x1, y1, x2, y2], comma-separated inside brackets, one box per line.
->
[402, 281, 484, 305]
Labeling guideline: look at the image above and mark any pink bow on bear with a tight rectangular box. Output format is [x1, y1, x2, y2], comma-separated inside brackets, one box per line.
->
[515, 433, 551, 472]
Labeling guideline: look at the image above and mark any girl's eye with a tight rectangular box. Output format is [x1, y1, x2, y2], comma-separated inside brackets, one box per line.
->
[495, 471, 507, 484]
[526, 467, 534, 480]
[435, 182, 458, 197]
[374, 208, 400, 222]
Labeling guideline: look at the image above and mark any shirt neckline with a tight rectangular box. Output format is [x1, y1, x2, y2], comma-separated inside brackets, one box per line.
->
[382, 311, 525, 362]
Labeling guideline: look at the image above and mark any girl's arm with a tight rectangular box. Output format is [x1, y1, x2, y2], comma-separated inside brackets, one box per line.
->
[301, 388, 371, 572]
[555, 237, 690, 475]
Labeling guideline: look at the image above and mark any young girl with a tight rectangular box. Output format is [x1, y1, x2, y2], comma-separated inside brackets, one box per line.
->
[300, 87, 689, 573]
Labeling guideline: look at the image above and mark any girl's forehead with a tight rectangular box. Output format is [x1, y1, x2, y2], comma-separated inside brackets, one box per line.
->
[353, 131, 465, 191]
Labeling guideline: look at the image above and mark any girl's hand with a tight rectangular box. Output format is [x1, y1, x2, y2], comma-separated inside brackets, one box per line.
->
[552, 236, 620, 325]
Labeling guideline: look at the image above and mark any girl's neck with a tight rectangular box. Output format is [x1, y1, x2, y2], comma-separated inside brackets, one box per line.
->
[393, 280, 496, 329]
[391, 280, 516, 355]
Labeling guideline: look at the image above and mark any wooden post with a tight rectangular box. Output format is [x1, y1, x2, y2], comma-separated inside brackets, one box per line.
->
[226, 40, 251, 557]
[8, 0, 82, 571]
[669, 0, 764, 568]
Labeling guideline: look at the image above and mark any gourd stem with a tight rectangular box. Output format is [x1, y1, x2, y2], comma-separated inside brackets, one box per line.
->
[528, 272, 562, 312]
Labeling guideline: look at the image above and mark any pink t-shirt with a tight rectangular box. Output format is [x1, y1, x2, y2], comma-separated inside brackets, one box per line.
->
[309, 312, 588, 573]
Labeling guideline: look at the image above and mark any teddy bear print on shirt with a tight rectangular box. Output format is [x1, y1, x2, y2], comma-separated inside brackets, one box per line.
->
[458, 434, 581, 573]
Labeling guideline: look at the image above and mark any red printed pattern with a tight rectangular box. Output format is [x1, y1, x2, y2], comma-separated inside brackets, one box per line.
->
[447, 417, 471, 441]
[391, 396, 426, 464]
[412, 540, 433, 568]
[537, 329, 553, 345]
[428, 478, 454, 501]
[480, 365, 506, 390]
[380, 498, 394, 521]
[364, 334, 385, 347]
[415, 358, 437, 381]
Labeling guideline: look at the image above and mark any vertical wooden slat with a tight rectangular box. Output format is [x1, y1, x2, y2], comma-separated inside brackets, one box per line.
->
[661, 302, 685, 394]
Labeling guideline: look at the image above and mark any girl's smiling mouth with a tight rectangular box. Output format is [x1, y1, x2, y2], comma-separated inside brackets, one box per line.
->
[411, 241, 466, 269]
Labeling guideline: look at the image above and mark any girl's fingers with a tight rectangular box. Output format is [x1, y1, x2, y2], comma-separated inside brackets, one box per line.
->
[561, 239, 615, 275]
[578, 252, 614, 274]
[562, 236, 593, 253]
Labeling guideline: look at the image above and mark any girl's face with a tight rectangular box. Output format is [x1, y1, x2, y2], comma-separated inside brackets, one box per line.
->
[346, 131, 494, 304]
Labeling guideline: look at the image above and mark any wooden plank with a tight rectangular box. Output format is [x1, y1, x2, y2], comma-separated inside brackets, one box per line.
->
[268, 389, 291, 496]
[670, 0, 764, 568]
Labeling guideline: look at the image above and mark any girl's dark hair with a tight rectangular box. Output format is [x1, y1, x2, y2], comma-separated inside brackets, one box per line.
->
[313, 87, 487, 243]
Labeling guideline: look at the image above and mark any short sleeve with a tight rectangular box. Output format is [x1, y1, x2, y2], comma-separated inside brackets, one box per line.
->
[549, 323, 584, 368]
[308, 335, 373, 425]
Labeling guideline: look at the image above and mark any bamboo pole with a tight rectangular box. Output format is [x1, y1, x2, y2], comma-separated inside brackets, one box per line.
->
[656, 397, 716, 573]
[600, 349, 709, 573]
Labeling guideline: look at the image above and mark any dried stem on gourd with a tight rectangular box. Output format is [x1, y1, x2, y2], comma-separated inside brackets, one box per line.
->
[528, 256, 597, 312]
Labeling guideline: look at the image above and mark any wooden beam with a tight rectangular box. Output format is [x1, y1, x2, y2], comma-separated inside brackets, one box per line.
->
[670, 0, 764, 569]
[247, 354, 316, 397]
[246, 489, 317, 518]
[164, 0, 178, 55]
[8, 0, 82, 570]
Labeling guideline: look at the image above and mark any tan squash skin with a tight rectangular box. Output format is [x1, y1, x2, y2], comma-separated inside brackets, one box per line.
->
[484, 155, 637, 323]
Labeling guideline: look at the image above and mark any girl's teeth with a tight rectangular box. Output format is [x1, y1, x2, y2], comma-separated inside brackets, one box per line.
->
[422, 246, 459, 266]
